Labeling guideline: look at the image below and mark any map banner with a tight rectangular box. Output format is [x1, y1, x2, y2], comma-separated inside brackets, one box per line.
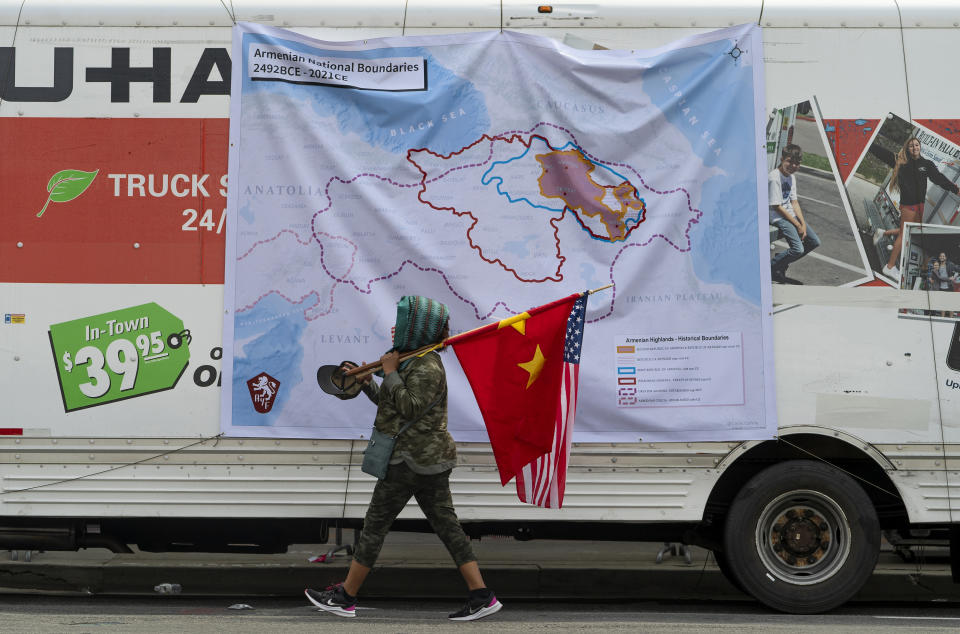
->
[222, 23, 775, 442]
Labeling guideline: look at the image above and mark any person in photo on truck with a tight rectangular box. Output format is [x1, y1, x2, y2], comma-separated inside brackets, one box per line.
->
[935, 251, 960, 281]
[770, 143, 821, 284]
[871, 137, 960, 279]
[305, 296, 502, 622]
[929, 259, 953, 291]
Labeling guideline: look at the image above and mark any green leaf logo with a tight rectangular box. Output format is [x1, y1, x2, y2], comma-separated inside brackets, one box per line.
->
[37, 169, 99, 218]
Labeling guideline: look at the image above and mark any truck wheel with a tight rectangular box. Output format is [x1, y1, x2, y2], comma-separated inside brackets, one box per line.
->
[712, 549, 746, 594]
[722, 460, 880, 614]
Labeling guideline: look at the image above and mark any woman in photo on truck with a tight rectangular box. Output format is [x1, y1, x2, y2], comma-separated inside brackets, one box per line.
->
[871, 137, 960, 278]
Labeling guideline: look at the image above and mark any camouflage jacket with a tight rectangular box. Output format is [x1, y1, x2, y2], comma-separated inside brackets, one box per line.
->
[361, 351, 456, 474]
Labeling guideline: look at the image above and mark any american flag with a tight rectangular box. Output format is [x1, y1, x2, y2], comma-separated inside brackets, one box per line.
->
[515, 292, 587, 508]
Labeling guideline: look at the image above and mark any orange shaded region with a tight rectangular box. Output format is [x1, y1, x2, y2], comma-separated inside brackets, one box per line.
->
[535, 149, 644, 241]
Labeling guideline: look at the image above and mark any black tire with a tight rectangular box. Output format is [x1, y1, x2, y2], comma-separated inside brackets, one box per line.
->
[712, 549, 747, 594]
[723, 460, 880, 614]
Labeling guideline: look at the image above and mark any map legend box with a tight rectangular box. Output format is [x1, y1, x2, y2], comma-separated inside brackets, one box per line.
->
[614, 332, 744, 408]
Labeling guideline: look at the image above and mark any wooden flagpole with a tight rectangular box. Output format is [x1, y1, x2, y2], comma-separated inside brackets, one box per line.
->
[343, 284, 612, 378]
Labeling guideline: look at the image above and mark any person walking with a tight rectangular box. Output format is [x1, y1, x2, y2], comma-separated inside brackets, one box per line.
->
[305, 295, 502, 622]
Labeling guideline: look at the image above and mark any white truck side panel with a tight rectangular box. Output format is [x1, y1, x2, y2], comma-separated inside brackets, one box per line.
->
[3, 284, 223, 437]
[2, 1, 959, 523]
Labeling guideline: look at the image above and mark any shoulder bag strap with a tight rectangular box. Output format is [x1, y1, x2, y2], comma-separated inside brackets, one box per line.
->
[392, 389, 445, 440]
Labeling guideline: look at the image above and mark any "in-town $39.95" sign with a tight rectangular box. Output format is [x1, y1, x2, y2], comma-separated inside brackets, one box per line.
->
[48, 303, 191, 412]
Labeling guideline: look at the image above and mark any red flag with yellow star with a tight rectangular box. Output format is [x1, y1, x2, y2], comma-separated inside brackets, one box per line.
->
[445, 292, 585, 487]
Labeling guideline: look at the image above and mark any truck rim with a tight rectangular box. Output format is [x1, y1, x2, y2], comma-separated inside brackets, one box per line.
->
[754, 489, 852, 586]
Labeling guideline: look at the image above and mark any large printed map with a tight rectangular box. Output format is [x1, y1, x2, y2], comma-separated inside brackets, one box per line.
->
[223, 25, 775, 442]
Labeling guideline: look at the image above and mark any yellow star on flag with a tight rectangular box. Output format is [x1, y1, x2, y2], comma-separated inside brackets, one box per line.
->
[517, 344, 546, 389]
[498, 311, 531, 335]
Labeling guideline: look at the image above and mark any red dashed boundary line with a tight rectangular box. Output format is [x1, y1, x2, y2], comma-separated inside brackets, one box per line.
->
[236, 121, 701, 321]
[238, 289, 320, 314]
[237, 228, 313, 260]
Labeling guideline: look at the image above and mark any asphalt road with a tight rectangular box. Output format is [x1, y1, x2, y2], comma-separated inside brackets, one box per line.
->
[1, 596, 960, 633]
[791, 114, 827, 162]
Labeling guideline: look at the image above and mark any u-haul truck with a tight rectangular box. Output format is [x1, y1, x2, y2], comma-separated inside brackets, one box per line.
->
[3, 0, 960, 614]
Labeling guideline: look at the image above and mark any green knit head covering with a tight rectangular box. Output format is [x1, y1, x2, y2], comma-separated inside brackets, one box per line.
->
[392, 296, 449, 352]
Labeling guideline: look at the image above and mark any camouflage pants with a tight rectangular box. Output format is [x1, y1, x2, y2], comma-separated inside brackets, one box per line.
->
[353, 462, 476, 568]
